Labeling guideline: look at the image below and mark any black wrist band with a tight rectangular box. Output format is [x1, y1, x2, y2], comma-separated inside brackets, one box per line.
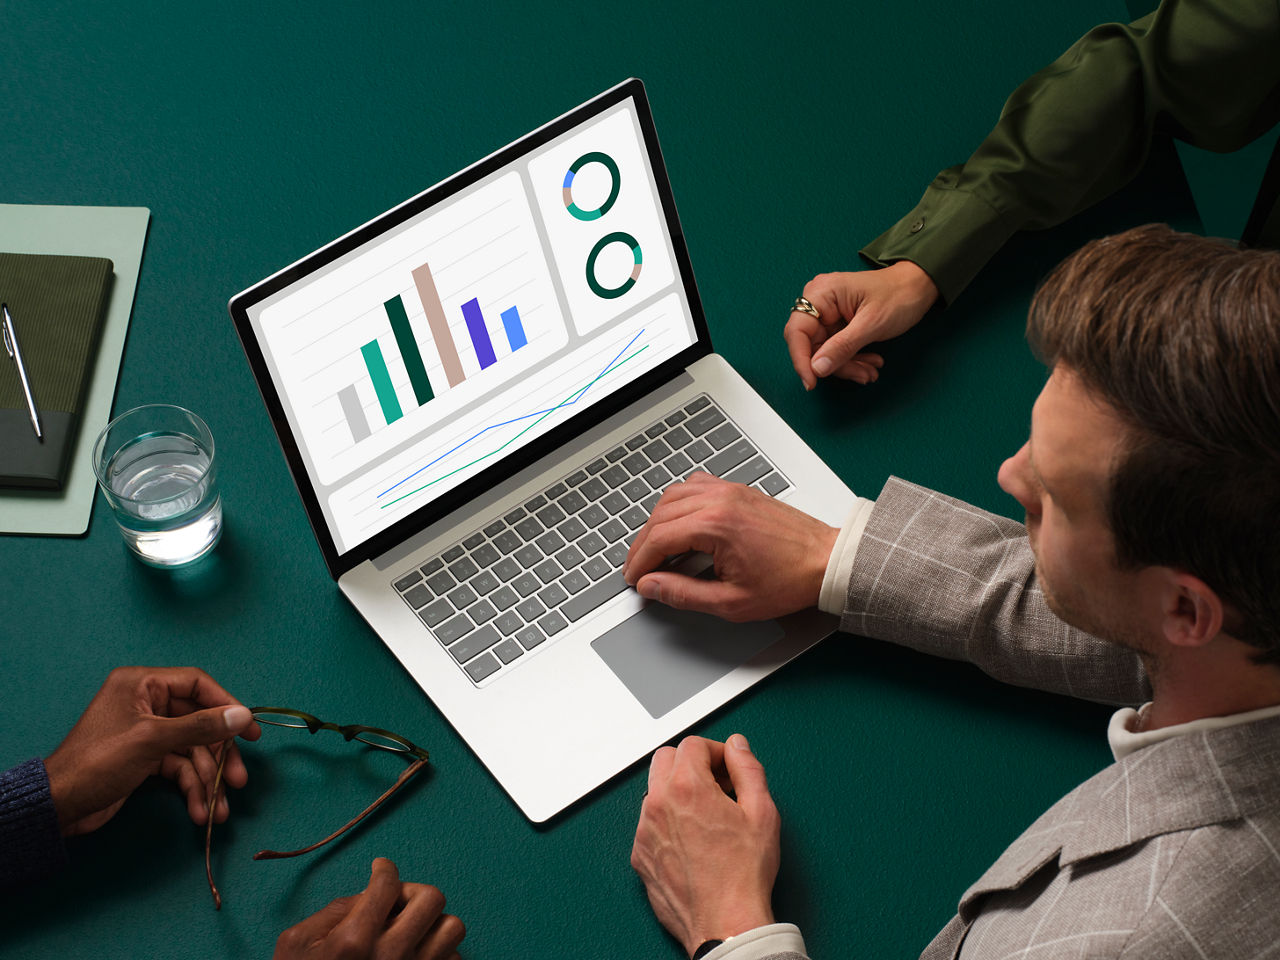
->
[692, 940, 725, 960]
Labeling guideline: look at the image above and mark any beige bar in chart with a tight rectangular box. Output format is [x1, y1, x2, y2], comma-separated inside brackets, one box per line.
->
[411, 262, 466, 388]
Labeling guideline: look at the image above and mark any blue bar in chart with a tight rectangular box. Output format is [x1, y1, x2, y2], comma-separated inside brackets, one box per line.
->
[500, 306, 527, 351]
[460, 298, 497, 370]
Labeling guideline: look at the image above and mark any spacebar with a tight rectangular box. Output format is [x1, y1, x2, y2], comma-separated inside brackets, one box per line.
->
[562, 572, 630, 622]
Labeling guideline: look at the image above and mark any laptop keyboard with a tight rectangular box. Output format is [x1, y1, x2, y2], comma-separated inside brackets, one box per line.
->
[391, 395, 791, 684]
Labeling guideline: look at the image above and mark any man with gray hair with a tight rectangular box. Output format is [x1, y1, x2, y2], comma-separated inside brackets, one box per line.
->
[625, 225, 1280, 959]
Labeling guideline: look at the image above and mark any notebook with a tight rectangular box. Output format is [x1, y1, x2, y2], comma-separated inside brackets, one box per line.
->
[0, 252, 114, 490]
[229, 79, 856, 821]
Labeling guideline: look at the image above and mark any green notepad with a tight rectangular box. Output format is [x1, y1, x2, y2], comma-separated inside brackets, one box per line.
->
[0, 252, 114, 489]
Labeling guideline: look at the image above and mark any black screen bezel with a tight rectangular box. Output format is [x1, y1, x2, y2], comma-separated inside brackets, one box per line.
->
[229, 78, 712, 579]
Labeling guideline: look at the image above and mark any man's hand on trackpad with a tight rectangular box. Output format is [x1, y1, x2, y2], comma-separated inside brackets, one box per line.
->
[622, 472, 838, 623]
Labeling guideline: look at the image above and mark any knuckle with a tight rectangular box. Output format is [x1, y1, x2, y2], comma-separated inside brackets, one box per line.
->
[437, 913, 467, 946]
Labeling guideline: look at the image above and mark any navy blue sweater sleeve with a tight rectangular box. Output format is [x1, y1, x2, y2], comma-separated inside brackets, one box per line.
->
[0, 758, 67, 889]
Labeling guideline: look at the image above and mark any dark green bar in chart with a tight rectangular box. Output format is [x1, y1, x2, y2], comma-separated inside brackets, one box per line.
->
[384, 295, 434, 405]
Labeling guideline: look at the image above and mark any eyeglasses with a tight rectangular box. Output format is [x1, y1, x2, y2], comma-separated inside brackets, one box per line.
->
[204, 706, 430, 909]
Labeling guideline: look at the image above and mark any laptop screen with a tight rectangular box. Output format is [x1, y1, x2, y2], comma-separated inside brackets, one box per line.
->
[231, 80, 707, 575]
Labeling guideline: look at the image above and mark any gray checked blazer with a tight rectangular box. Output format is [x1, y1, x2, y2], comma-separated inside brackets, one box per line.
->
[770, 478, 1280, 960]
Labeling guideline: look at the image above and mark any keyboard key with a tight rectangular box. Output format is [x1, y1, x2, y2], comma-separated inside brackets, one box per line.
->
[554, 545, 585, 569]
[685, 395, 711, 414]
[514, 545, 542, 568]
[562, 571, 629, 621]
[601, 491, 629, 515]
[442, 545, 465, 562]
[494, 639, 524, 664]
[557, 516, 587, 541]
[513, 573, 541, 597]
[566, 470, 588, 486]
[538, 582, 568, 607]
[464, 651, 501, 682]
[645, 423, 667, 439]
[664, 452, 693, 476]
[483, 520, 506, 537]
[516, 597, 546, 620]
[605, 446, 628, 462]
[577, 531, 606, 556]
[685, 406, 725, 435]
[495, 611, 524, 635]
[493, 530, 522, 554]
[435, 613, 475, 645]
[665, 410, 687, 426]
[601, 465, 628, 488]
[504, 507, 527, 524]
[447, 584, 477, 608]
[426, 571, 457, 593]
[514, 517, 544, 540]
[493, 557, 521, 582]
[516, 625, 546, 650]
[558, 489, 587, 514]
[402, 584, 432, 608]
[536, 504, 566, 527]
[579, 503, 607, 527]
[418, 598, 453, 627]
[471, 543, 500, 568]
[641, 492, 662, 512]
[533, 559, 562, 584]
[664, 425, 693, 449]
[706, 422, 742, 450]
[642, 465, 672, 489]
[524, 494, 547, 512]
[625, 434, 647, 450]
[490, 585, 520, 611]
[727, 455, 771, 486]
[394, 571, 423, 591]
[580, 477, 608, 501]
[448, 557, 478, 581]
[600, 518, 627, 543]
[560, 569, 590, 594]
[470, 570, 500, 595]
[641, 438, 672, 462]
[450, 624, 500, 664]
[468, 598, 497, 624]
[586, 457, 609, 474]
[684, 438, 713, 462]
[583, 556, 611, 580]
[621, 453, 650, 475]
[539, 611, 568, 636]
[535, 530, 565, 555]
[706, 439, 755, 477]
[420, 557, 444, 576]
[761, 472, 790, 496]
[605, 542, 629, 567]
[462, 532, 485, 550]
[620, 505, 648, 529]
[621, 478, 649, 501]
[545, 482, 567, 500]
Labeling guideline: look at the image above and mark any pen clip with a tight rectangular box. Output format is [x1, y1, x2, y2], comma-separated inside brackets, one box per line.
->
[2, 305, 14, 358]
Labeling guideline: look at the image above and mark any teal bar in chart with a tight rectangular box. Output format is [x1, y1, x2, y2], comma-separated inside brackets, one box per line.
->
[361, 339, 403, 424]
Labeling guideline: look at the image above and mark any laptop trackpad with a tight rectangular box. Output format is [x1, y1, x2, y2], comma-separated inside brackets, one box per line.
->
[591, 603, 784, 719]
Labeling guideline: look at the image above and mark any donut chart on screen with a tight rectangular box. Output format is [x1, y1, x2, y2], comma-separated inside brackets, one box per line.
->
[562, 151, 621, 221]
[585, 231, 643, 299]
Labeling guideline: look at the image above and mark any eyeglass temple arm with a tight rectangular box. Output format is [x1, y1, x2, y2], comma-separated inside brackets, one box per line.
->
[251, 757, 428, 861]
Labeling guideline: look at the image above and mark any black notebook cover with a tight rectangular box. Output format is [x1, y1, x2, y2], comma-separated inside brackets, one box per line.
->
[0, 252, 114, 490]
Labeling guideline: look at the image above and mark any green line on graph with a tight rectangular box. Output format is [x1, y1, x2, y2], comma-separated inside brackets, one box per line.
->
[380, 344, 649, 509]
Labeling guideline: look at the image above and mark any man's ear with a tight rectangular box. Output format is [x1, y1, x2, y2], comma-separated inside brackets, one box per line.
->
[1160, 570, 1225, 649]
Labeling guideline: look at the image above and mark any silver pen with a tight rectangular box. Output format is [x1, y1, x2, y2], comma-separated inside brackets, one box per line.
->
[2, 303, 44, 440]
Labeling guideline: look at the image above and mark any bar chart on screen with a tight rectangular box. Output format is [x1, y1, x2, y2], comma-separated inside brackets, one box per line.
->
[256, 172, 568, 486]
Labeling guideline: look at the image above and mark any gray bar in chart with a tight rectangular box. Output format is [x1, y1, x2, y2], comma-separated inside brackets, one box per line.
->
[338, 384, 371, 443]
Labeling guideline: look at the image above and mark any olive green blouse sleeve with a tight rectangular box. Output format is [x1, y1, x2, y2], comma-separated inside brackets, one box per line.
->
[860, 0, 1280, 306]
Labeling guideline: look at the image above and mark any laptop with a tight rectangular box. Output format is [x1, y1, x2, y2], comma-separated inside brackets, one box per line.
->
[229, 78, 856, 822]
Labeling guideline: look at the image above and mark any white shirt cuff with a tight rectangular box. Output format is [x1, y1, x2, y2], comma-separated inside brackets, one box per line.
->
[818, 497, 875, 615]
[706, 923, 808, 960]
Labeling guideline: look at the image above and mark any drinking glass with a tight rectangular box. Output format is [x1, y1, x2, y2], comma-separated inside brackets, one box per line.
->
[92, 403, 222, 566]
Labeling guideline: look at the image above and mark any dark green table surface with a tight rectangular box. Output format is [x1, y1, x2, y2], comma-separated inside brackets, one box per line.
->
[0, 2, 1222, 957]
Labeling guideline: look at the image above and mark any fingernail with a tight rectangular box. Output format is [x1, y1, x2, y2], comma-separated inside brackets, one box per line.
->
[637, 578, 659, 600]
[812, 357, 832, 377]
[730, 733, 749, 750]
[223, 705, 252, 731]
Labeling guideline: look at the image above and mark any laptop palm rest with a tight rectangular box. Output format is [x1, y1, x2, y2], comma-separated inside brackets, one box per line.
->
[591, 601, 784, 719]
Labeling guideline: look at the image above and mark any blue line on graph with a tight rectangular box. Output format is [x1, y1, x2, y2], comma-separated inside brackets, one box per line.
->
[376, 328, 646, 499]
